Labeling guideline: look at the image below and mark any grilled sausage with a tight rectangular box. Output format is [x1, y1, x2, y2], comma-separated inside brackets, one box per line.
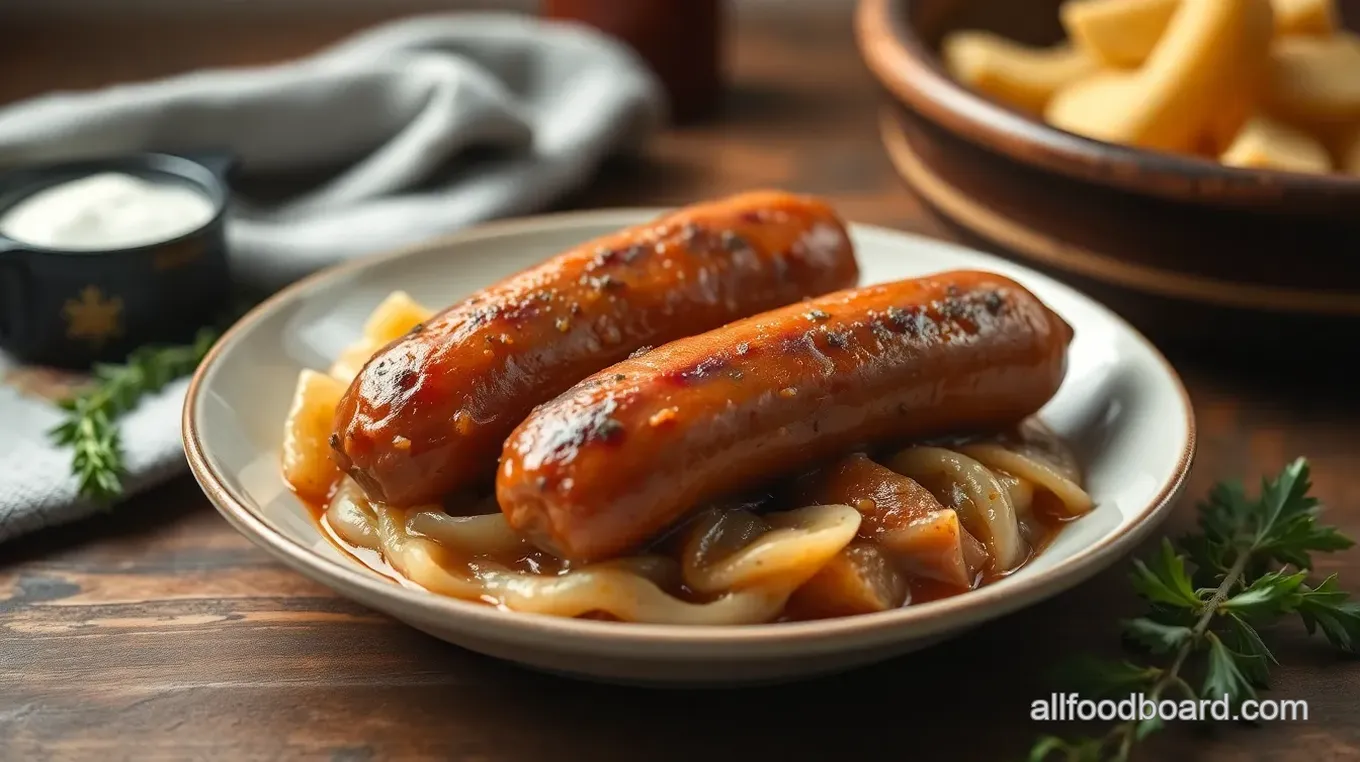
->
[331, 191, 858, 506]
[496, 270, 1073, 562]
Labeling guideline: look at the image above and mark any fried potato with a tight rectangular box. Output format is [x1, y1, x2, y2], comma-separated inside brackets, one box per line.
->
[362, 290, 433, 344]
[1220, 114, 1332, 172]
[942, 31, 1097, 113]
[328, 291, 433, 383]
[1047, 0, 1274, 153]
[282, 369, 347, 502]
[1273, 0, 1337, 37]
[941, 0, 1360, 175]
[1265, 34, 1360, 130]
[1061, 0, 1180, 68]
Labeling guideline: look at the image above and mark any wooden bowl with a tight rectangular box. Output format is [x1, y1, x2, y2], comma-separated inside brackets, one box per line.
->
[856, 0, 1360, 346]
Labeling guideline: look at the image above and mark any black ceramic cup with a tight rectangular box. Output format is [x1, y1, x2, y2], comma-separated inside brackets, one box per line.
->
[0, 152, 234, 368]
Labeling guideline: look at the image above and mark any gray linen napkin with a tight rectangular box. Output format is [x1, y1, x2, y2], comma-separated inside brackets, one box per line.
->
[0, 13, 664, 542]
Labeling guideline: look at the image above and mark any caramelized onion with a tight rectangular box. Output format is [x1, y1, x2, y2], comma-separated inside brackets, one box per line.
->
[888, 446, 1028, 572]
[682, 504, 861, 594]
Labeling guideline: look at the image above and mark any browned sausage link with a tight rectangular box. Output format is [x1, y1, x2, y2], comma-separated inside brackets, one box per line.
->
[331, 191, 858, 507]
[496, 271, 1073, 562]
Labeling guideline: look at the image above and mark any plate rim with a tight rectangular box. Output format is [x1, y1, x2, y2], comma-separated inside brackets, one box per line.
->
[182, 208, 1197, 652]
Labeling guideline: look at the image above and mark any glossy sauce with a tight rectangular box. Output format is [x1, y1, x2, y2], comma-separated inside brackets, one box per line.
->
[315, 508, 415, 589]
[332, 191, 857, 508]
[498, 271, 1073, 563]
[304, 431, 1077, 621]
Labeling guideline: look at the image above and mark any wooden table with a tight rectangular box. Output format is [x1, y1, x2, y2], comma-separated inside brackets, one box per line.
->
[3, 3, 1358, 760]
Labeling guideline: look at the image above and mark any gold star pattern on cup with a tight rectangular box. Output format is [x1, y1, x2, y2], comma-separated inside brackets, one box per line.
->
[62, 285, 124, 346]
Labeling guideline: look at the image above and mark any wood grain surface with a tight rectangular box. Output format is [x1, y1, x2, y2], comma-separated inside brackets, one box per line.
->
[3, 3, 1359, 761]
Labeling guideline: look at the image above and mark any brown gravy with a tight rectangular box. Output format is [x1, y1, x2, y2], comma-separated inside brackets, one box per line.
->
[301, 439, 1076, 621]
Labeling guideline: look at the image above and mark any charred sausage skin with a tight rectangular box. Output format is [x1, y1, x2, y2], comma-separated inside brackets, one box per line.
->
[330, 191, 858, 507]
[497, 270, 1074, 562]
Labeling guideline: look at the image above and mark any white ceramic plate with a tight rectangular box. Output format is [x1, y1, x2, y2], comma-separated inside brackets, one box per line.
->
[183, 210, 1195, 686]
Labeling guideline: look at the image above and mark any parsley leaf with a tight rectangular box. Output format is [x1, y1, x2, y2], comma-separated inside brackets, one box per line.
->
[1129, 539, 1202, 610]
[1122, 618, 1193, 655]
[1220, 570, 1307, 619]
[1223, 613, 1274, 687]
[1297, 576, 1360, 653]
[1203, 631, 1256, 704]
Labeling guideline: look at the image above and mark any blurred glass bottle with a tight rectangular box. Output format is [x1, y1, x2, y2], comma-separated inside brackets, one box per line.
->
[542, 0, 724, 123]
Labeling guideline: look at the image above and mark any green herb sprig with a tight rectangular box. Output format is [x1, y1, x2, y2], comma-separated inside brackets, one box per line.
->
[48, 327, 219, 501]
[1032, 458, 1360, 762]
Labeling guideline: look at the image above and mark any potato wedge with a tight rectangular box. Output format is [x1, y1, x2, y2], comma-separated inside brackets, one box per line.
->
[1055, 0, 1331, 68]
[942, 31, 1097, 113]
[1060, 0, 1180, 68]
[786, 543, 908, 619]
[327, 291, 433, 383]
[1220, 114, 1332, 172]
[1272, 0, 1337, 37]
[362, 290, 433, 345]
[1265, 34, 1360, 130]
[1048, 0, 1274, 153]
[282, 369, 348, 502]
[1047, 72, 1150, 144]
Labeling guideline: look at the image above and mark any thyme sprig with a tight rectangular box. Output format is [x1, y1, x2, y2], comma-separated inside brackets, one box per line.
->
[48, 327, 219, 501]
